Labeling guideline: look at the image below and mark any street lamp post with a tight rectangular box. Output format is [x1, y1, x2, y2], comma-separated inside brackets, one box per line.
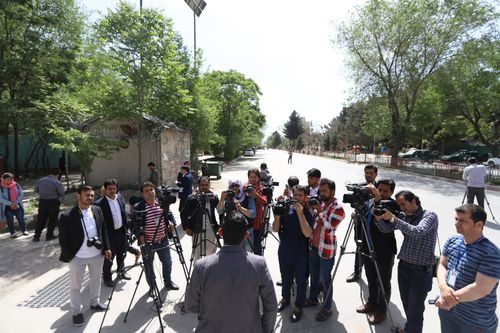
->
[183, 0, 207, 65]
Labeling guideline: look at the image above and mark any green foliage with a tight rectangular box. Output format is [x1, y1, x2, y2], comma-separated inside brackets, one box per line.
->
[283, 110, 304, 148]
[266, 131, 282, 148]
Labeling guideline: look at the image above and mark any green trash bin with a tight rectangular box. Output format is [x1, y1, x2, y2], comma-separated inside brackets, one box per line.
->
[206, 161, 223, 179]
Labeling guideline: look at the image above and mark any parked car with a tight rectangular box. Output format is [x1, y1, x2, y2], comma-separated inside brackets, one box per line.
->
[400, 149, 430, 160]
[243, 148, 255, 156]
[487, 157, 500, 168]
[441, 150, 489, 163]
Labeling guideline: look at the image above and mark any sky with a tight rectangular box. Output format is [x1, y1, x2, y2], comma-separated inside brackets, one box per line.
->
[78, 0, 366, 138]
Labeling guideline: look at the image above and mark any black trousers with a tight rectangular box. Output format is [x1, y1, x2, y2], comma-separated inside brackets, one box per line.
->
[363, 253, 395, 311]
[102, 227, 127, 280]
[35, 199, 61, 239]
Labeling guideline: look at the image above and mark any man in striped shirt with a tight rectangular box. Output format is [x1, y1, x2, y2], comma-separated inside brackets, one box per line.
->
[375, 190, 438, 333]
[135, 182, 179, 291]
[436, 204, 499, 333]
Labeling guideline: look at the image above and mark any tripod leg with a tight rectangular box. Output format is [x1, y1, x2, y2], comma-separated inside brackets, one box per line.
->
[98, 277, 118, 333]
[124, 266, 144, 323]
[484, 194, 498, 223]
[462, 187, 467, 205]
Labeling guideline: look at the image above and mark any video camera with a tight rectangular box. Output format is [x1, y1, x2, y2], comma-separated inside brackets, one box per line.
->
[224, 190, 237, 213]
[129, 209, 147, 236]
[308, 195, 321, 206]
[342, 183, 373, 208]
[157, 186, 180, 209]
[373, 199, 401, 216]
[194, 192, 217, 206]
[262, 180, 279, 204]
[272, 198, 297, 216]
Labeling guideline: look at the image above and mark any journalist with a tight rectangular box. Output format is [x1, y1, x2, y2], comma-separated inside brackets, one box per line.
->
[307, 178, 345, 322]
[246, 168, 268, 255]
[436, 204, 499, 333]
[272, 185, 313, 323]
[58, 185, 112, 327]
[185, 211, 277, 333]
[375, 190, 438, 333]
[347, 164, 379, 283]
[94, 179, 130, 287]
[355, 179, 398, 325]
[181, 176, 220, 260]
[134, 182, 179, 291]
[217, 179, 256, 252]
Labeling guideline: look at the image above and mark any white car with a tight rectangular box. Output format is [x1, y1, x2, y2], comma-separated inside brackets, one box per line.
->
[244, 148, 255, 156]
[487, 157, 500, 168]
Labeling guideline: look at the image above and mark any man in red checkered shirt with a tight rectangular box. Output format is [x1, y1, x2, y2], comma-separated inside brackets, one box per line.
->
[306, 178, 345, 321]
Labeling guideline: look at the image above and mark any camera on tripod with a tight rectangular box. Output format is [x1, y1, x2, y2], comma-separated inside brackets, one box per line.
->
[262, 180, 279, 203]
[273, 198, 297, 216]
[342, 183, 373, 207]
[224, 190, 237, 213]
[194, 192, 216, 206]
[157, 186, 180, 209]
[129, 210, 147, 236]
[87, 236, 103, 249]
[373, 199, 401, 216]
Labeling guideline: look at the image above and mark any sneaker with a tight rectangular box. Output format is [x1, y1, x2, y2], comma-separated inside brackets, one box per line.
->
[90, 303, 108, 311]
[22, 230, 29, 236]
[10, 234, 17, 239]
[72, 313, 84, 327]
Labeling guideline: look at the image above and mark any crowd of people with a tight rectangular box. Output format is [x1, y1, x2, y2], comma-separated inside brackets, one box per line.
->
[0, 156, 498, 333]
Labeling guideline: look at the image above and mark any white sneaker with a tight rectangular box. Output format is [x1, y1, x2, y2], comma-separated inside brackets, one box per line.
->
[22, 231, 29, 236]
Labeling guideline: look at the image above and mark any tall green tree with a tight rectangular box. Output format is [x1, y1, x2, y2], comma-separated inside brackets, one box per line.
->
[266, 131, 282, 148]
[337, 0, 495, 164]
[283, 110, 304, 149]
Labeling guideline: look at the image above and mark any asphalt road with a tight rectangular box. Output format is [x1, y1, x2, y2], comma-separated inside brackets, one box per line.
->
[0, 149, 498, 333]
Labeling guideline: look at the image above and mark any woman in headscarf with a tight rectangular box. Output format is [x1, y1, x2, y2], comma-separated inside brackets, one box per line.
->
[0, 172, 28, 238]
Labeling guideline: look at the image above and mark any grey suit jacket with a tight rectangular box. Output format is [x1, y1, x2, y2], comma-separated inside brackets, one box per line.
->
[185, 245, 277, 333]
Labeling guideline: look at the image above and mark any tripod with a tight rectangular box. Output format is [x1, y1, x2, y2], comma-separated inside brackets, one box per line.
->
[461, 186, 498, 223]
[164, 210, 190, 282]
[321, 204, 397, 331]
[260, 202, 279, 255]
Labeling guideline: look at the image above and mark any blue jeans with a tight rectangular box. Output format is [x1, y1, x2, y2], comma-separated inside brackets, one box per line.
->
[439, 309, 497, 333]
[5, 206, 26, 235]
[151, 238, 172, 285]
[398, 261, 432, 333]
[309, 247, 335, 311]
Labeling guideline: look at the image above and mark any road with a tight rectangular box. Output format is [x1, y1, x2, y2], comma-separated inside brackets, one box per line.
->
[0, 149, 498, 333]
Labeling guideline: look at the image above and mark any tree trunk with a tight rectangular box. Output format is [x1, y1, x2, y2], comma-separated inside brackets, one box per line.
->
[137, 122, 142, 186]
[13, 120, 19, 177]
[2, 123, 9, 173]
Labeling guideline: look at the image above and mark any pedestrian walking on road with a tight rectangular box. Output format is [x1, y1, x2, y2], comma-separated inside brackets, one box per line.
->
[33, 172, 65, 242]
[288, 151, 293, 164]
[0, 172, 28, 239]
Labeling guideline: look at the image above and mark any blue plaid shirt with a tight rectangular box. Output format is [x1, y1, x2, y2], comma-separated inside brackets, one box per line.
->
[377, 207, 438, 266]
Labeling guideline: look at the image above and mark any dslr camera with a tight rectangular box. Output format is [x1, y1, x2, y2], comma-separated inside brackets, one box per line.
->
[87, 236, 103, 249]
[244, 185, 255, 194]
[342, 183, 373, 207]
[273, 198, 296, 217]
[308, 195, 321, 206]
[373, 199, 400, 216]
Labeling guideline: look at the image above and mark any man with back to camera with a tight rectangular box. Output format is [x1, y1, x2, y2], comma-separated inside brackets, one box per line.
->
[94, 179, 130, 287]
[355, 179, 398, 324]
[185, 211, 277, 333]
[272, 185, 313, 323]
[33, 171, 65, 242]
[58, 186, 112, 327]
[134, 182, 179, 291]
[435, 204, 499, 333]
[375, 190, 438, 333]
[177, 165, 193, 212]
[462, 157, 487, 208]
[347, 164, 379, 283]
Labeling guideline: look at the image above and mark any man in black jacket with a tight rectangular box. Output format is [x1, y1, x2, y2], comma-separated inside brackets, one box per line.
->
[58, 185, 112, 327]
[181, 176, 220, 260]
[94, 179, 129, 287]
[355, 178, 398, 325]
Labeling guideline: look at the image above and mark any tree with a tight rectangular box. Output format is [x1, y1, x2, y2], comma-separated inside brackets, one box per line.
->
[337, 0, 495, 165]
[283, 110, 304, 149]
[266, 131, 282, 148]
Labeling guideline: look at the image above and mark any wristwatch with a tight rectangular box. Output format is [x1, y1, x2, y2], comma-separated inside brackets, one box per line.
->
[390, 216, 396, 224]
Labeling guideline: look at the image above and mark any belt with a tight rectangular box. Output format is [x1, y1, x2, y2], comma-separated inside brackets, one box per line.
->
[400, 260, 432, 272]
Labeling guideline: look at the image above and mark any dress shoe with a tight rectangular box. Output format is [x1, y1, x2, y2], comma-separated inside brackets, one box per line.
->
[120, 271, 131, 280]
[90, 303, 108, 311]
[165, 281, 179, 290]
[346, 272, 360, 283]
[368, 311, 387, 325]
[46, 234, 58, 241]
[277, 299, 290, 312]
[356, 303, 376, 314]
[103, 279, 116, 287]
[32, 236, 40, 242]
[290, 307, 302, 323]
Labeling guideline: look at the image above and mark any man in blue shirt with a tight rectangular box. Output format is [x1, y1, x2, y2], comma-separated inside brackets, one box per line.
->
[436, 204, 500, 333]
[272, 185, 313, 323]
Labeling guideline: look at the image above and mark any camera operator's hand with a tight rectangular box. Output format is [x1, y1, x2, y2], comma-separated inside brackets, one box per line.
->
[104, 250, 112, 261]
[310, 202, 321, 212]
[220, 191, 227, 201]
[283, 187, 290, 198]
[235, 200, 242, 210]
[139, 235, 145, 245]
[366, 184, 382, 202]
[293, 202, 305, 215]
[185, 228, 193, 236]
[374, 209, 394, 222]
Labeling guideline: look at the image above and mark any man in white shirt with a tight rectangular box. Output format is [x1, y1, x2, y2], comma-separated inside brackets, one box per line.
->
[462, 157, 487, 208]
[94, 179, 130, 286]
[59, 186, 112, 327]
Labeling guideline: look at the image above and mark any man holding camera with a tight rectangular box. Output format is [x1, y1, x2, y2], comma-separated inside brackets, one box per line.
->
[185, 211, 277, 333]
[435, 204, 499, 333]
[375, 190, 438, 333]
[58, 186, 112, 327]
[347, 164, 378, 283]
[355, 179, 398, 324]
[181, 176, 220, 260]
[272, 185, 313, 323]
[134, 182, 179, 291]
[307, 178, 345, 322]
[94, 179, 130, 287]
